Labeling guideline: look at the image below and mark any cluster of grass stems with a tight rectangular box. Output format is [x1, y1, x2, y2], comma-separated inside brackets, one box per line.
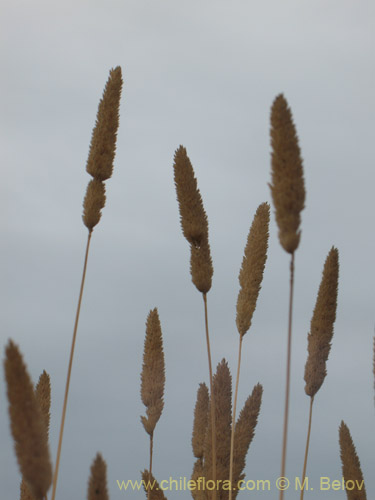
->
[3, 67, 372, 500]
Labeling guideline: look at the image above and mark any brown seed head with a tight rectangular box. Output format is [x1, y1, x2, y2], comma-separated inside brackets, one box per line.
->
[82, 179, 106, 231]
[204, 359, 232, 497]
[142, 470, 168, 500]
[236, 203, 270, 337]
[35, 370, 51, 438]
[339, 422, 367, 500]
[141, 308, 166, 436]
[304, 247, 339, 397]
[232, 384, 263, 497]
[192, 383, 209, 459]
[190, 237, 213, 294]
[4, 341, 52, 500]
[269, 94, 305, 253]
[173, 145, 209, 245]
[87, 453, 109, 500]
[173, 146, 214, 293]
[86, 66, 123, 181]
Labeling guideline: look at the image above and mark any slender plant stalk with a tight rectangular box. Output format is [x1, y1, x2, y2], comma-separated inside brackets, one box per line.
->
[228, 335, 243, 500]
[51, 231, 92, 500]
[203, 292, 217, 500]
[300, 396, 314, 500]
[279, 252, 295, 500]
[148, 433, 153, 500]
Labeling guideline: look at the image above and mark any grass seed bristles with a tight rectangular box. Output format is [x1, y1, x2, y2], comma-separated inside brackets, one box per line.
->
[300, 247, 339, 500]
[229, 203, 269, 500]
[173, 145, 216, 497]
[142, 471, 168, 500]
[141, 308, 165, 497]
[204, 359, 232, 499]
[269, 94, 305, 500]
[86, 66, 122, 181]
[87, 453, 109, 500]
[51, 66, 122, 500]
[21, 371, 52, 500]
[173, 145, 210, 249]
[82, 179, 106, 232]
[232, 383, 263, 499]
[304, 247, 339, 397]
[339, 422, 367, 500]
[269, 94, 305, 255]
[192, 383, 209, 459]
[235, 202, 270, 338]
[4, 341, 52, 500]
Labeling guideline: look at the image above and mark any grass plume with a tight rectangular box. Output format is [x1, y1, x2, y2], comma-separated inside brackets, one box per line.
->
[339, 422, 367, 500]
[87, 453, 109, 500]
[229, 202, 269, 500]
[51, 66, 123, 500]
[173, 145, 216, 496]
[86, 66, 122, 181]
[141, 308, 166, 495]
[4, 341, 52, 500]
[269, 93, 305, 254]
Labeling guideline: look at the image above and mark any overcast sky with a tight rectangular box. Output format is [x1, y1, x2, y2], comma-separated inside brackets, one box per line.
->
[1, 1, 375, 499]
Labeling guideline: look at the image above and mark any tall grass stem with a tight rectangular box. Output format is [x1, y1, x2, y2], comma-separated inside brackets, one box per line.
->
[279, 252, 295, 500]
[51, 231, 92, 500]
[228, 335, 243, 500]
[300, 396, 314, 500]
[203, 292, 217, 500]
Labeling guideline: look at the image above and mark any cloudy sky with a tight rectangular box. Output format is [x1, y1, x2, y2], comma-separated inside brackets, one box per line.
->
[2, 1, 375, 499]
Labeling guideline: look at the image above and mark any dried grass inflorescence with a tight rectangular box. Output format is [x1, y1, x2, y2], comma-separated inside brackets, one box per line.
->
[236, 202, 270, 337]
[87, 453, 109, 500]
[339, 422, 367, 500]
[4, 341, 52, 500]
[192, 361, 262, 500]
[86, 66, 123, 181]
[232, 383, 263, 497]
[20, 370, 52, 500]
[304, 247, 339, 397]
[83, 67, 123, 232]
[141, 308, 166, 436]
[173, 145, 213, 293]
[269, 94, 305, 254]
[82, 179, 106, 230]
[192, 383, 209, 460]
[142, 470, 168, 500]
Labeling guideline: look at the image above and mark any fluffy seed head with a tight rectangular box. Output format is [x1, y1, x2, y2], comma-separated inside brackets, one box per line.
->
[339, 422, 367, 500]
[204, 359, 232, 495]
[4, 341, 52, 500]
[192, 383, 209, 459]
[87, 453, 109, 500]
[142, 470, 168, 500]
[173, 146, 213, 293]
[304, 247, 339, 397]
[82, 179, 106, 231]
[236, 203, 270, 337]
[86, 66, 123, 181]
[232, 384, 263, 497]
[141, 308, 165, 435]
[269, 94, 305, 253]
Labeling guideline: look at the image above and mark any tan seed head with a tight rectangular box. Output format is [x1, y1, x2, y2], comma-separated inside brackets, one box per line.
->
[4, 341, 52, 500]
[269, 94, 305, 253]
[86, 66, 123, 181]
[304, 247, 339, 397]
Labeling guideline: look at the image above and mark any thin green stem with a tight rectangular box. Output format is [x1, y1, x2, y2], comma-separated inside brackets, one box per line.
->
[203, 292, 217, 500]
[279, 252, 295, 500]
[51, 231, 92, 500]
[300, 396, 314, 500]
[228, 334, 243, 500]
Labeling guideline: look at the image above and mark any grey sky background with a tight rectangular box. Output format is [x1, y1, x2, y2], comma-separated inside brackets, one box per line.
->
[1, 0, 374, 498]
